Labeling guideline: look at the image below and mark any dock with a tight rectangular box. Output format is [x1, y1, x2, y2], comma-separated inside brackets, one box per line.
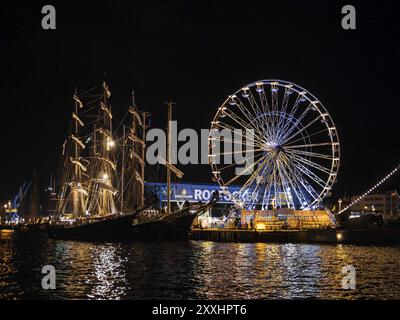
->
[190, 228, 400, 244]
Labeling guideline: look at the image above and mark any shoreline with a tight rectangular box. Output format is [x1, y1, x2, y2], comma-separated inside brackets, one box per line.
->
[190, 228, 400, 245]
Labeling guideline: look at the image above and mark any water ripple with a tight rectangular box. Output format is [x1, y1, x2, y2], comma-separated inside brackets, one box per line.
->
[1, 230, 400, 299]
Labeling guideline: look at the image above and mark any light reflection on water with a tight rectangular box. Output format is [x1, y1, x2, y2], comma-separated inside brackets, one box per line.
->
[1, 230, 400, 299]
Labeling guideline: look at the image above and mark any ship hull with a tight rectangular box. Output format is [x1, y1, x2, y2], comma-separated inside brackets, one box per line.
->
[130, 220, 165, 241]
[128, 211, 199, 241]
[0, 225, 16, 231]
[160, 212, 198, 241]
[46, 213, 135, 240]
[46, 196, 216, 241]
[131, 196, 218, 241]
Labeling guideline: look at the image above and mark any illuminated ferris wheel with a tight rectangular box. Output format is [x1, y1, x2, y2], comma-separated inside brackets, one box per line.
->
[209, 80, 340, 210]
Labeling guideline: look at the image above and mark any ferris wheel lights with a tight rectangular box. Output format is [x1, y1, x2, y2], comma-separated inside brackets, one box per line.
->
[271, 87, 279, 93]
[241, 87, 250, 98]
[256, 87, 264, 93]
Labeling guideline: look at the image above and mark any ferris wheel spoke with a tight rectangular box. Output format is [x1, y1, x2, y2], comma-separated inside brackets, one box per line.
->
[270, 82, 279, 112]
[261, 179, 273, 209]
[275, 113, 296, 143]
[278, 103, 313, 143]
[283, 166, 308, 208]
[219, 108, 252, 130]
[271, 83, 283, 139]
[289, 157, 327, 188]
[285, 142, 335, 149]
[223, 153, 269, 187]
[280, 86, 292, 114]
[296, 176, 320, 205]
[272, 162, 279, 207]
[288, 162, 320, 204]
[286, 151, 332, 175]
[275, 158, 296, 208]
[283, 127, 329, 147]
[274, 86, 293, 134]
[233, 98, 269, 136]
[216, 151, 264, 171]
[238, 152, 274, 194]
[215, 114, 266, 145]
[211, 122, 265, 147]
[244, 162, 276, 209]
[277, 94, 307, 140]
[247, 166, 271, 209]
[211, 148, 264, 157]
[286, 148, 333, 160]
[244, 90, 267, 122]
[280, 113, 322, 146]
[254, 157, 276, 209]
[210, 135, 260, 147]
[280, 163, 309, 208]
[256, 84, 271, 115]
[259, 163, 276, 209]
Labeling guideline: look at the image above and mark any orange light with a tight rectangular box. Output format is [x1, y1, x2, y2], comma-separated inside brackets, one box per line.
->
[256, 223, 266, 230]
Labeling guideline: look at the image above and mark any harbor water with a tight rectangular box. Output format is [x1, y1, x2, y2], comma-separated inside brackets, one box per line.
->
[1, 230, 400, 299]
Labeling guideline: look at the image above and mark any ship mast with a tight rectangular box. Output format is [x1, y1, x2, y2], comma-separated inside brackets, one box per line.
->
[140, 111, 148, 207]
[121, 125, 125, 212]
[70, 88, 86, 216]
[161, 99, 183, 215]
[165, 99, 175, 215]
[127, 91, 148, 209]
[92, 81, 117, 216]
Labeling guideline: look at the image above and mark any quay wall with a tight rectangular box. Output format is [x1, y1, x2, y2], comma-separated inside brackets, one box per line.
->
[190, 228, 337, 244]
[190, 228, 400, 244]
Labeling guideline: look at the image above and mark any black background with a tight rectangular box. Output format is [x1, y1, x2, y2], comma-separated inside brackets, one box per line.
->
[1, 0, 400, 202]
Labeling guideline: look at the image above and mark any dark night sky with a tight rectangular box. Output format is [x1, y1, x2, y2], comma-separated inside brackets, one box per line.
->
[1, 0, 400, 201]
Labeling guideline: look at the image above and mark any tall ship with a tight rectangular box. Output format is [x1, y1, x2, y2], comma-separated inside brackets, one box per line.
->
[46, 82, 217, 240]
[46, 82, 150, 239]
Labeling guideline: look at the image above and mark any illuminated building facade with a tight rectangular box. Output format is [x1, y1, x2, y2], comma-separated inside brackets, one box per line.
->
[350, 191, 400, 220]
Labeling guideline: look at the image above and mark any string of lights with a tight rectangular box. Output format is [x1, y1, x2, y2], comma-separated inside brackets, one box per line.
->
[338, 164, 400, 214]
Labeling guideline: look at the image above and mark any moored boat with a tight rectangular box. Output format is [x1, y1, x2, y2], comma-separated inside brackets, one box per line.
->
[46, 82, 148, 240]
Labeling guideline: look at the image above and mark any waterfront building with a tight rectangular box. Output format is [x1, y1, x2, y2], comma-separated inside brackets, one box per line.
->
[350, 191, 400, 220]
